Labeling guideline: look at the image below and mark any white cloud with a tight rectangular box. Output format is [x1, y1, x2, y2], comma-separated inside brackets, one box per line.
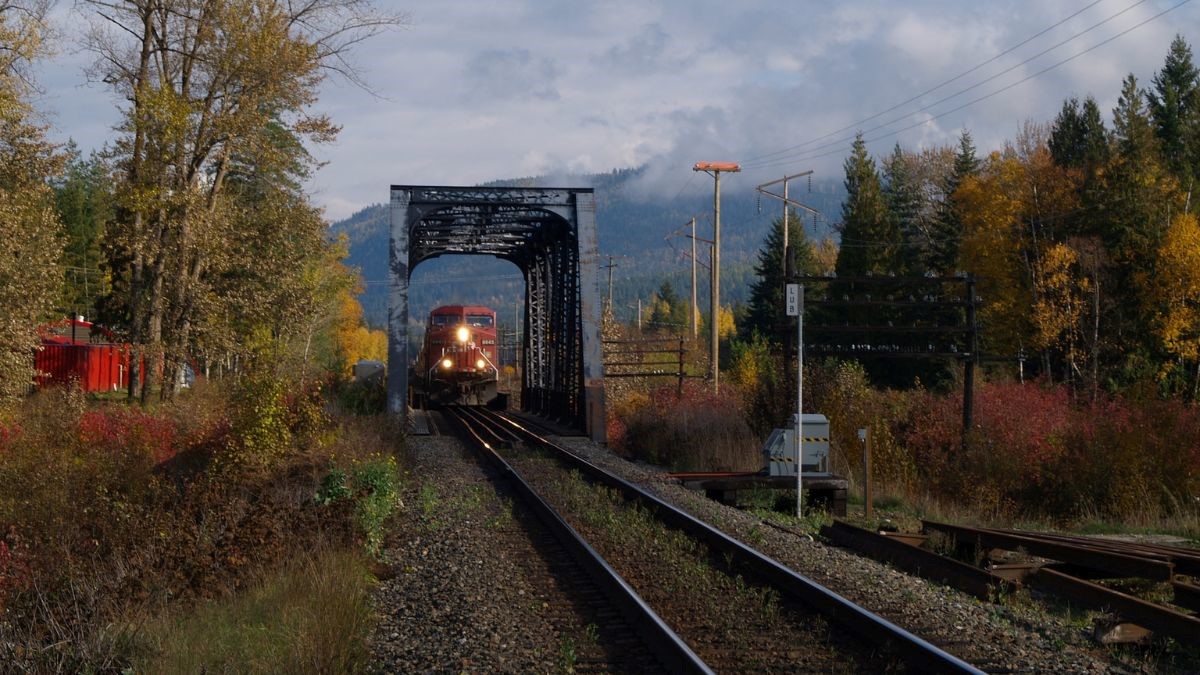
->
[29, 0, 1200, 221]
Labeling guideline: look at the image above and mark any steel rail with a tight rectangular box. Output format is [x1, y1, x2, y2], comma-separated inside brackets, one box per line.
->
[443, 408, 713, 675]
[982, 528, 1200, 577]
[922, 520, 1175, 581]
[487, 410, 984, 674]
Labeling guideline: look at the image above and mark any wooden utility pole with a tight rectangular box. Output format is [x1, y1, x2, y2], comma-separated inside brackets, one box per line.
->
[694, 162, 740, 393]
[690, 217, 698, 339]
[601, 255, 624, 314]
[755, 170, 816, 281]
[667, 218, 711, 340]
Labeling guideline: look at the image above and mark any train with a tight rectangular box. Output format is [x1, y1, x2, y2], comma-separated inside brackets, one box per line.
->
[416, 304, 501, 406]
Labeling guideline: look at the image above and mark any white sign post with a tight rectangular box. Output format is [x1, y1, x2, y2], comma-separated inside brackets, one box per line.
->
[786, 284, 803, 518]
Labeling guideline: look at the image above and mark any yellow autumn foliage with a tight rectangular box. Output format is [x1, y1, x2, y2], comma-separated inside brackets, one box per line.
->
[1155, 213, 1200, 363]
[333, 291, 387, 373]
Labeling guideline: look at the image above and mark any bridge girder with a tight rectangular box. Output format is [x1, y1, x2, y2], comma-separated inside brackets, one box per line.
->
[387, 185, 605, 441]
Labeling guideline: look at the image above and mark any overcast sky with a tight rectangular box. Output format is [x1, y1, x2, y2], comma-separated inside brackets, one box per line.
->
[33, 0, 1200, 221]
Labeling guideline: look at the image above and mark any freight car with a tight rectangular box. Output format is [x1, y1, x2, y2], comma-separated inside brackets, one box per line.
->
[416, 305, 500, 406]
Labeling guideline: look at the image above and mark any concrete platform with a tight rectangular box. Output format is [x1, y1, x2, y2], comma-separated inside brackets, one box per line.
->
[408, 407, 431, 435]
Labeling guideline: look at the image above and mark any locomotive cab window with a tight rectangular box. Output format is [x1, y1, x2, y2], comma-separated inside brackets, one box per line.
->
[431, 314, 456, 326]
[466, 314, 494, 327]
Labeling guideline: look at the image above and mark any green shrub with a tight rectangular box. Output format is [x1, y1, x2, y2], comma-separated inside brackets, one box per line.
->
[337, 377, 386, 415]
[316, 456, 401, 557]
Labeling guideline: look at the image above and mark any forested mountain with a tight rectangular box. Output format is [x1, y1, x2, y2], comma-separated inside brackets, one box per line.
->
[329, 168, 846, 329]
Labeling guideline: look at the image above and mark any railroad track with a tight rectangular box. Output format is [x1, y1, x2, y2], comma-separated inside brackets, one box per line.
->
[445, 406, 983, 673]
[822, 519, 1200, 649]
[395, 409, 668, 673]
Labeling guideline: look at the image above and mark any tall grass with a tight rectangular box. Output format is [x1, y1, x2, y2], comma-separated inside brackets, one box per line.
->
[0, 379, 404, 671]
[133, 548, 375, 674]
[614, 381, 761, 472]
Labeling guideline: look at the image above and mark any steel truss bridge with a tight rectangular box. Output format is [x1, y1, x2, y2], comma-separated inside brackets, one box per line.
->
[387, 185, 606, 442]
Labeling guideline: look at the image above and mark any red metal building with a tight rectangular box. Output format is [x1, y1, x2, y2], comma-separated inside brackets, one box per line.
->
[34, 319, 134, 392]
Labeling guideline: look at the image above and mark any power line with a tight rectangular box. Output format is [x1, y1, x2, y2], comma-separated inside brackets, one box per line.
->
[744, 0, 1193, 171]
[741, 0, 1113, 165]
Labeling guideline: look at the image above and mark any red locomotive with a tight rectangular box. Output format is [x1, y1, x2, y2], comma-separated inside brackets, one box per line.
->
[419, 305, 500, 406]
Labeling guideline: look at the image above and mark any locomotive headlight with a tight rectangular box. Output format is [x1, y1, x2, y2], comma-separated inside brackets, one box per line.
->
[456, 326, 470, 343]
[476, 358, 486, 369]
[441, 358, 453, 369]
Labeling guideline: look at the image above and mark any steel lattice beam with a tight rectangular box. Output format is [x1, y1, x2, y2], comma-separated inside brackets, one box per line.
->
[388, 185, 605, 441]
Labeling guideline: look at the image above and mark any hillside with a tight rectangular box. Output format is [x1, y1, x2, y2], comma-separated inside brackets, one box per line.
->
[329, 168, 846, 329]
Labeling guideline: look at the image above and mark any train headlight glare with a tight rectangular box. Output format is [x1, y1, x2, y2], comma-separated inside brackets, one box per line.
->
[476, 358, 486, 369]
[441, 358, 453, 369]
[456, 326, 470, 343]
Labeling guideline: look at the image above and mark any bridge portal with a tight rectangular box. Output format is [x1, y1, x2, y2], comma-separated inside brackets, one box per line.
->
[387, 185, 606, 442]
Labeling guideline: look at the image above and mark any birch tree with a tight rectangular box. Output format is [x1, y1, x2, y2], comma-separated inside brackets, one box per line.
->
[0, 1, 64, 406]
[84, 0, 404, 400]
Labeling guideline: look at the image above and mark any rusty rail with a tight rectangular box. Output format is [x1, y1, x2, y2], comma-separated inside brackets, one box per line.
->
[821, 521, 1016, 601]
[922, 520, 1175, 581]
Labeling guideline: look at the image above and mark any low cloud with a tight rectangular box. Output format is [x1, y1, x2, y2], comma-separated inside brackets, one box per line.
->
[463, 48, 563, 102]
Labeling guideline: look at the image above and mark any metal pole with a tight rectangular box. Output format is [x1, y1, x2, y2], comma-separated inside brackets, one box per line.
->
[864, 427, 873, 519]
[963, 276, 976, 450]
[796, 284, 804, 519]
[690, 217, 698, 339]
[637, 298, 642, 333]
[782, 179, 792, 405]
[678, 337, 685, 396]
[712, 171, 721, 394]
[607, 257, 614, 312]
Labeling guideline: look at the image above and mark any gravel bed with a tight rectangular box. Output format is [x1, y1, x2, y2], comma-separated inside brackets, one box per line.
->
[368, 430, 660, 673]
[546, 433, 1146, 674]
[505, 450, 898, 672]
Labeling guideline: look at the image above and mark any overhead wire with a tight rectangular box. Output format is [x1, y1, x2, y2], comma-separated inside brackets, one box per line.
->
[743, 0, 1194, 172]
[740, 0, 1111, 165]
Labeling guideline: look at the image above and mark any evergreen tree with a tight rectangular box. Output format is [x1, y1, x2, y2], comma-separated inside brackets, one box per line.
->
[741, 209, 816, 342]
[51, 143, 114, 316]
[1148, 34, 1200, 183]
[1079, 97, 1111, 170]
[1049, 96, 1109, 170]
[1100, 73, 1185, 383]
[927, 130, 979, 275]
[882, 144, 925, 275]
[648, 279, 684, 330]
[835, 133, 897, 277]
[1049, 97, 1085, 167]
[1113, 74, 1159, 161]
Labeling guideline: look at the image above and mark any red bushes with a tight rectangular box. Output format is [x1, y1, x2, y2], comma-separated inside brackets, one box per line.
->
[0, 528, 31, 610]
[79, 408, 180, 464]
[0, 422, 17, 455]
[902, 380, 1200, 520]
[615, 380, 760, 472]
[0, 382, 363, 670]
